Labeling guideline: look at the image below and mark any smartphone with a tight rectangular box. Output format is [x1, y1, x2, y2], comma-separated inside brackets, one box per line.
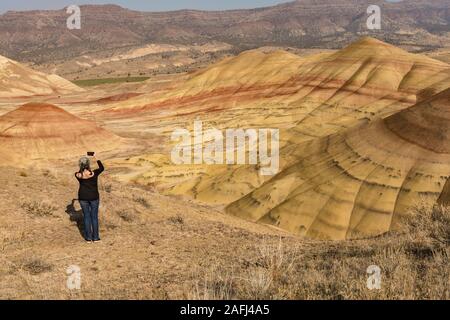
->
[87, 152, 95, 156]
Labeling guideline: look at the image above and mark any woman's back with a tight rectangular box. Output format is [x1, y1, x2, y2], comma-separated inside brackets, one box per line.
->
[75, 160, 104, 201]
[76, 157, 104, 242]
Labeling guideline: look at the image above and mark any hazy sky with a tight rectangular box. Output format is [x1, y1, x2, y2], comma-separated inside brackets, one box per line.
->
[0, 0, 295, 13]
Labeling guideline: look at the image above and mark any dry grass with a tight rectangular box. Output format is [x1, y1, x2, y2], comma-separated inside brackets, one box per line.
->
[189, 266, 237, 300]
[1, 167, 448, 300]
[187, 204, 449, 300]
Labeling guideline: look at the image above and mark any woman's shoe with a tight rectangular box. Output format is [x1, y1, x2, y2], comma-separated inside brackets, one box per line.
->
[93, 238, 101, 242]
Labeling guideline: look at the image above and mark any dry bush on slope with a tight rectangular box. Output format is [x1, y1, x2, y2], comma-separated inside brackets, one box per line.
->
[188, 204, 449, 300]
[21, 200, 57, 217]
[133, 196, 151, 209]
[20, 257, 53, 275]
[405, 204, 450, 247]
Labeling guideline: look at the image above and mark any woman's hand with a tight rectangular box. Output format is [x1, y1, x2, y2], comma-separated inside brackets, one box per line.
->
[88, 152, 98, 162]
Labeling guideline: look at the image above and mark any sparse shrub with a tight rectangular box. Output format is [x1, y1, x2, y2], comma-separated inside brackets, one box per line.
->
[250, 240, 297, 299]
[244, 267, 273, 299]
[146, 182, 157, 191]
[21, 258, 53, 275]
[117, 209, 134, 222]
[42, 169, 58, 179]
[404, 204, 450, 246]
[133, 196, 151, 209]
[102, 183, 112, 193]
[104, 222, 118, 230]
[99, 208, 120, 230]
[168, 215, 184, 228]
[21, 201, 57, 217]
[190, 267, 237, 300]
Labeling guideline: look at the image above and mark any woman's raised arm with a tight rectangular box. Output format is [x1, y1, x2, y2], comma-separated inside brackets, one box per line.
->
[95, 160, 104, 175]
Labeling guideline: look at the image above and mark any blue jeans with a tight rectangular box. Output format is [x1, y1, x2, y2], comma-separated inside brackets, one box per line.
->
[79, 199, 100, 241]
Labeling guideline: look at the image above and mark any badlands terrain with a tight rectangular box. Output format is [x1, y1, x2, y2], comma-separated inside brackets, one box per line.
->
[0, 35, 449, 299]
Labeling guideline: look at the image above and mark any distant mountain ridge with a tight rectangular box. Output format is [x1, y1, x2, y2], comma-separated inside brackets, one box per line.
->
[0, 0, 448, 64]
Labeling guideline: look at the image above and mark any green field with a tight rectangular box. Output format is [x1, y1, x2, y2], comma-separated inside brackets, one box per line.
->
[72, 76, 150, 87]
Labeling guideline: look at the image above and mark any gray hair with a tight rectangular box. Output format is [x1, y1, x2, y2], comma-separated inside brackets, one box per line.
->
[79, 156, 91, 172]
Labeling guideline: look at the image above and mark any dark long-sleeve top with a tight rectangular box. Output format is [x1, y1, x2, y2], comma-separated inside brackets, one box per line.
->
[75, 160, 104, 201]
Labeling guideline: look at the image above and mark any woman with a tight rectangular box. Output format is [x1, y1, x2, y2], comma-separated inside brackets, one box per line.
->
[75, 154, 105, 242]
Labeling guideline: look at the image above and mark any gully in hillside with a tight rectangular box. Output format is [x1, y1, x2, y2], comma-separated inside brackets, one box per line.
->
[75, 153, 105, 243]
